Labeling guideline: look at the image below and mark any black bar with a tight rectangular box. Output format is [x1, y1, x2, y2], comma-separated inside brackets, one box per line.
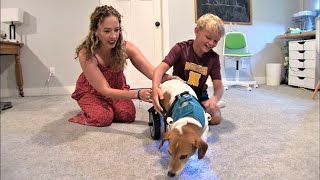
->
[236, 60, 239, 70]
[9, 22, 15, 40]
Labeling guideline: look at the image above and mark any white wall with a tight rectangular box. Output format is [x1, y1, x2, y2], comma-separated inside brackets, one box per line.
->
[302, 0, 319, 11]
[1, 0, 99, 97]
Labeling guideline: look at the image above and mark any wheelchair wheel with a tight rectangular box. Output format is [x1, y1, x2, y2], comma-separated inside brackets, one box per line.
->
[148, 107, 161, 140]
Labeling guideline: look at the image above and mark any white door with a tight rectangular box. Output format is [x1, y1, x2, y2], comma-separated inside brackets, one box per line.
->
[100, 0, 162, 88]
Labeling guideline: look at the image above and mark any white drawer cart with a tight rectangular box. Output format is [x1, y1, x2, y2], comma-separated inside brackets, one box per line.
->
[288, 39, 319, 89]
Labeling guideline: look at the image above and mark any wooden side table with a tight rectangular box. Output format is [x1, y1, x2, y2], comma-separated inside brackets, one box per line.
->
[0, 41, 24, 97]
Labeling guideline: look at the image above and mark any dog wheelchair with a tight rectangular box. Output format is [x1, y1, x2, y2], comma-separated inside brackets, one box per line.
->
[147, 91, 210, 140]
[148, 92, 192, 140]
[148, 106, 167, 140]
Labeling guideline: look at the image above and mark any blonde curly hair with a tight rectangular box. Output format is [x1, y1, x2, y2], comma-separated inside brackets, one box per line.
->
[75, 5, 127, 71]
[197, 13, 225, 36]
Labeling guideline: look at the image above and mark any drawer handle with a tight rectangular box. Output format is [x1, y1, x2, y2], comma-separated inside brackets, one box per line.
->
[298, 59, 305, 62]
[298, 68, 305, 71]
[298, 41, 305, 44]
[298, 77, 305, 80]
[298, 50, 305, 53]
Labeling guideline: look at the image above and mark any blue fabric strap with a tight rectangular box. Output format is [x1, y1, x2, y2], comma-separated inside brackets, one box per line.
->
[171, 93, 206, 128]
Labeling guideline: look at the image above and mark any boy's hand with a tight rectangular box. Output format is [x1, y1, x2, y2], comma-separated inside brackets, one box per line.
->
[152, 86, 164, 114]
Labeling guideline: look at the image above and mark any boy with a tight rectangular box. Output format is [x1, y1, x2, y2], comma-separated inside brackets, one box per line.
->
[152, 13, 225, 125]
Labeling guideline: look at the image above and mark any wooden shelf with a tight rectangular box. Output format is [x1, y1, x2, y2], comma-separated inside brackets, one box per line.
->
[277, 30, 316, 39]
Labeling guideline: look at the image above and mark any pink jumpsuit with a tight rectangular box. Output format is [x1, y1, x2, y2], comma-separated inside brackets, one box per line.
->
[69, 57, 136, 127]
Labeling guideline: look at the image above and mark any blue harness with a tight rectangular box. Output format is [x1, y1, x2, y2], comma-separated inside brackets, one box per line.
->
[166, 92, 206, 128]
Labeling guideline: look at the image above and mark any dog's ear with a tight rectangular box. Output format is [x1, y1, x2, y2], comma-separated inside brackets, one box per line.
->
[193, 138, 208, 159]
[159, 132, 171, 149]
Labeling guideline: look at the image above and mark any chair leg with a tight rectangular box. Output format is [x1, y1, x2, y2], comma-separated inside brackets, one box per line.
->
[311, 80, 320, 99]
[225, 58, 251, 90]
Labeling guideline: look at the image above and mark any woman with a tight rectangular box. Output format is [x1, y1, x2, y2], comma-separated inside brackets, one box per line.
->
[70, 5, 171, 127]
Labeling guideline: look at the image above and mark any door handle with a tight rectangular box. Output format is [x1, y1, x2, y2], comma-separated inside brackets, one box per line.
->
[155, 21, 160, 27]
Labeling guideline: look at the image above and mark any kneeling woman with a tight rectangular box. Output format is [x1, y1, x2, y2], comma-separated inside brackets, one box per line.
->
[69, 5, 170, 126]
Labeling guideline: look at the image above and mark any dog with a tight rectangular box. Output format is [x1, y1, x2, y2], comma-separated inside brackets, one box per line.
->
[158, 79, 211, 177]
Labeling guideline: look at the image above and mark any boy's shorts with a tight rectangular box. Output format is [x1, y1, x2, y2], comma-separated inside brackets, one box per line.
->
[197, 90, 209, 102]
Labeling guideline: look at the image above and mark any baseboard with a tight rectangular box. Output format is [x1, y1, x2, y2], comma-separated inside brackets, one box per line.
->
[125, 80, 152, 89]
[1, 89, 19, 98]
[1, 86, 76, 97]
[222, 76, 266, 84]
[1, 77, 267, 97]
[1, 80, 151, 98]
[254, 76, 266, 84]
[207, 76, 266, 87]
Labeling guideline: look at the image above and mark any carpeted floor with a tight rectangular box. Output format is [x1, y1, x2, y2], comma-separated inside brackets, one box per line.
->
[1, 85, 319, 180]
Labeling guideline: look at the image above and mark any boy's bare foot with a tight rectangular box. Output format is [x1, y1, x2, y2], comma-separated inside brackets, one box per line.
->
[217, 100, 226, 109]
[209, 108, 222, 125]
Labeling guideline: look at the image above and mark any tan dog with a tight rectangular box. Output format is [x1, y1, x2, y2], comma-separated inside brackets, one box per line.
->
[158, 79, 211, 177]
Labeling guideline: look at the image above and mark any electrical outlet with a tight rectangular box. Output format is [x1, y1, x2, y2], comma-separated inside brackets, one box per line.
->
[49, 67, 55, 76]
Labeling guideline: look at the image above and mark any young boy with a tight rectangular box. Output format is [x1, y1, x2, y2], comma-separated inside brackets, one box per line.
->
[152, 13, 225, 125]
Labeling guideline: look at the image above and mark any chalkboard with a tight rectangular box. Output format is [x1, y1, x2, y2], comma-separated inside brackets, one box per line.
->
[195, 0, 252, 25]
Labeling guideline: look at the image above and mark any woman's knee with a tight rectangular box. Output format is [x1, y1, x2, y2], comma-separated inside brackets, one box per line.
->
[114, 101, 136, 123]
[115, 108, 136, 122]
[86, 108, 114, 127]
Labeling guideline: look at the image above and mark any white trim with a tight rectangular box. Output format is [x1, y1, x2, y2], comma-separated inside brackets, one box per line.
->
[100, 0, 108, 5]
[221, 77, 265, 85]
[1, 86, 75, 97]
[1, 89, 19, 97]
[154, 0, 163, 64]
[206, 76, 266, 87]
[161, 0, 170, 59]
[1, 76, 267, 97]
[125, 80, 152, 89]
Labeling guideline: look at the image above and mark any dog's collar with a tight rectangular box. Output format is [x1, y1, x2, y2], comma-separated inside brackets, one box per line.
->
[166, 91, 206, 128]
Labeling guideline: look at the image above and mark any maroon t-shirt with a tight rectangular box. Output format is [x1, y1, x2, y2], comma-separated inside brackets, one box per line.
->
[163, 40, 221, 95]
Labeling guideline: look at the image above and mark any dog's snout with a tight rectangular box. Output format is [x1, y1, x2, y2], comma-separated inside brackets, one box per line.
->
[167, 171, 176, 177]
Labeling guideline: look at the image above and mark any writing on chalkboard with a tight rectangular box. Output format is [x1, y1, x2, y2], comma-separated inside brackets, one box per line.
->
[195, 0, 252, 25]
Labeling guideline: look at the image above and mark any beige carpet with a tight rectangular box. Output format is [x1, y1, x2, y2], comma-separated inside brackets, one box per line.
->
[1, 85, 319, 180]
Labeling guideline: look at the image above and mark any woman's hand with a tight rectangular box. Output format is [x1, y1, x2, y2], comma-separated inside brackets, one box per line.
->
[138, 89, 153, 103]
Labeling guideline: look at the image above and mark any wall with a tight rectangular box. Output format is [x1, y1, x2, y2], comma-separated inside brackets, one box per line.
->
[302, 0, 319, 11]
[1, 0, 99, 97]
[1, 0, 312, 97]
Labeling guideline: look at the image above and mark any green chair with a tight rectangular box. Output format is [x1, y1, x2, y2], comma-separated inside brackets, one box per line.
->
[223, 32, 258, 91]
